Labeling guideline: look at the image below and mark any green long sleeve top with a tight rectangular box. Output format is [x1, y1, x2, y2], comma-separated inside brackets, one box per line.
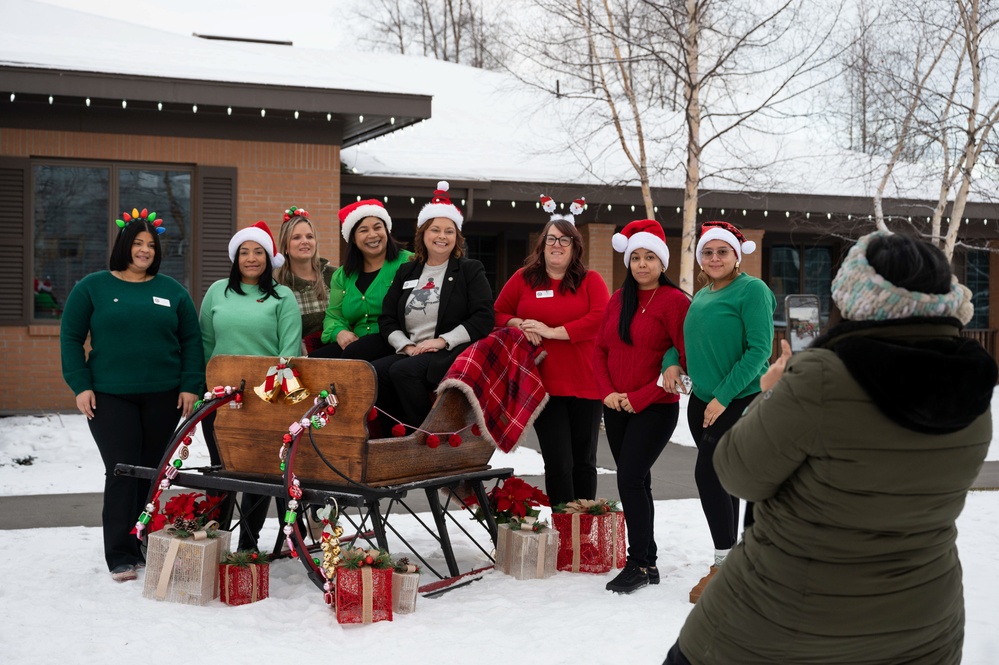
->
[199, 280, 303, 361]
[662, 272, 776, 406]
[60, 272, 205, 396]
[320, 250, 413, 344]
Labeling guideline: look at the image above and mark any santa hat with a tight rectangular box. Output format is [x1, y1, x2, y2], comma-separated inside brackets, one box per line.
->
[228, 221, 284, 268]
[337, 199, 392, 242]
[417, 181, 464, 229]
[38, 278, 53, 293]
[540, 194, 586, 225]
[612, 219, 670, 269]
[696, 221, 757, 263]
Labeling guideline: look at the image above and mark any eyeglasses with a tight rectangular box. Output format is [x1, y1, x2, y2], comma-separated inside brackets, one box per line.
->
[544, 235, 572, 247]
[701, 248, 733, 259]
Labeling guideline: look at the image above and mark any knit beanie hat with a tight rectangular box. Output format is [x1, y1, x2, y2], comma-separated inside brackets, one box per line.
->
[228, 221, 284, 268]
[831, 231, 973, 324]
[696, 221, 757, 263]
[338, 199, 393, 242]
[417, 181, 464, 229]
[611, 219, 670, 269]
[540, 195, 586, 225]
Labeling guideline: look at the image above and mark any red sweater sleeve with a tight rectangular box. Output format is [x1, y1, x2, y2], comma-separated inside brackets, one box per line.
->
[563, 271, 610, 342]
[592, 292, 620, 401]
[494, 269, 524, 328]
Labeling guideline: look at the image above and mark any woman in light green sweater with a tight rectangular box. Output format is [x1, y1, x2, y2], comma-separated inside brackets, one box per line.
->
[310, 199, 412, 360]
[661, 221, 775, 603]
[61, 209, 204, 583]
[199, 221, 301, 551]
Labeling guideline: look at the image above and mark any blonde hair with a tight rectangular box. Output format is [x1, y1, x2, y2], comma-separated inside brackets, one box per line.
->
[275, 216, 328, 301]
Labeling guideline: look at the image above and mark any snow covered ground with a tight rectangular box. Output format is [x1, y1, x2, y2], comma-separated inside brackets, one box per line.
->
[0, 392, 995, 664]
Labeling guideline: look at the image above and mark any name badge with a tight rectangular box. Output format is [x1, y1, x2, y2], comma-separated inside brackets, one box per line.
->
[535, 290, 554, 299]
[152, 297, 171, 307]
[403, 279, 419, 290]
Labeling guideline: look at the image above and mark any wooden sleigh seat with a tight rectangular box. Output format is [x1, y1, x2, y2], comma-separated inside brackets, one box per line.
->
[207, 355, 495, 487]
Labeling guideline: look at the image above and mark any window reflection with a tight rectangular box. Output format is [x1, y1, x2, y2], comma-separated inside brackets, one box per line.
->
[119, 169, 192, 290]
[769, 245, 831, 326]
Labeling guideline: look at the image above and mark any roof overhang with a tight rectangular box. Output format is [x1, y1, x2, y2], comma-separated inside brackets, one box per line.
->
[0, 66, 431, 146]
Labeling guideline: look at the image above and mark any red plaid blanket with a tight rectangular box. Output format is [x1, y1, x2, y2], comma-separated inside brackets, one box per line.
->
[437, 327, 548, 453]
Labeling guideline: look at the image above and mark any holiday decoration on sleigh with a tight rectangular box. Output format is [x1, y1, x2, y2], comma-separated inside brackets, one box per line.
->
[392, 558, 420, 614]
[254, 357, 310, 404]
[468, 477, 557, 580]
[335, 548, 394, 624]
[142, 492, 231, 605]
[551, 499, 625, 574]
[219, 551, 270, 606]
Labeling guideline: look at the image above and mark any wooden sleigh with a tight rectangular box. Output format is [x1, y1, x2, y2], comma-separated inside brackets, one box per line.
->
[208, 355, 496, 487]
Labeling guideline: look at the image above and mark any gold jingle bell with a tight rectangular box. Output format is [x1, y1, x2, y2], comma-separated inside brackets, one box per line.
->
[253, 379, 282, 403]
[282, 373, 311, 404]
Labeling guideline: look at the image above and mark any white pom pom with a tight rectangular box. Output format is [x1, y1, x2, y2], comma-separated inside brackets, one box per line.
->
[742, 240, 757, 255]
[437, 180, 450, 192]
[612, 233, 630, 253]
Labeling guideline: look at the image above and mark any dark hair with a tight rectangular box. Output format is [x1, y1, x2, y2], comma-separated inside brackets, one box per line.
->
[412, 217, 465, 263]
[343, 216, 403, 276]
[108, 220, 163, 275]
[866, 234, 952, 294]
[522, 219, 587, 293]
[618, 270, 686, 344]
[225, 247, 282, 301]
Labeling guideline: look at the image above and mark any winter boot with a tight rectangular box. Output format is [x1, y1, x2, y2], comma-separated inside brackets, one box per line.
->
[688, 565, 718, 603]
[605, 562, 649, 594]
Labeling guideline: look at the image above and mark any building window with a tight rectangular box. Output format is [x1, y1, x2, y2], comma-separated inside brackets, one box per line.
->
[966, 249, 990, 329]
[32, 162, 193, 320]
[769, 244, 833, 325]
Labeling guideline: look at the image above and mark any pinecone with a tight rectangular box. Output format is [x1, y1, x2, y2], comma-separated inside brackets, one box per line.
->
[173, 517, 199, 532]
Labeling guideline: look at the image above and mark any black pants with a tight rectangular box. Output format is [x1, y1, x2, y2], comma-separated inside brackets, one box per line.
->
[663, 641, 693, 665]
[88, 389, 181, 571]
[604, 402, 678, 568]
[533, 395, 601, 506]
[687, 393, 757, 550]
[309, 333, 393, 361]
[371, 352, 438, 428]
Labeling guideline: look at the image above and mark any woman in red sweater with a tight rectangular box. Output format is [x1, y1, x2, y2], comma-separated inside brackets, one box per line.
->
[494, 196, 609, 505]
[594, 220, 689, 594]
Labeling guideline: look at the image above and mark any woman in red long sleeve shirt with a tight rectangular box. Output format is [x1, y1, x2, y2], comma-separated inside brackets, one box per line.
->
[594, 220, 690, 594]
[494, 197, 609, 506]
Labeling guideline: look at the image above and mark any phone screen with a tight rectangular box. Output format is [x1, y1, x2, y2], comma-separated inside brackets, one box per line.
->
[784, 295, 821, 353]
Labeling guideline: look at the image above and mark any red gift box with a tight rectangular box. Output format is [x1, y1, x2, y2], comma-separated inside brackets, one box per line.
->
[219, 563, 269, 606]
[335, 566, 393, 624]
[552, 511, 626, 573]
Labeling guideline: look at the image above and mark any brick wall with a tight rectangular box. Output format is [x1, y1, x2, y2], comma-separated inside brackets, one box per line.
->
[0, 128, 341, 413]
[579, 222, 616, 294]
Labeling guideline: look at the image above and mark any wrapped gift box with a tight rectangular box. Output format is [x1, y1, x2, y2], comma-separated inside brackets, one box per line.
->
[495, 523, 559, 580]
[335, 566, 393, 624]
[219, 563, 269, 606]
[551, 511, 625, 574]
[391, 571, 420, 614]
[143, 530, 231, 605]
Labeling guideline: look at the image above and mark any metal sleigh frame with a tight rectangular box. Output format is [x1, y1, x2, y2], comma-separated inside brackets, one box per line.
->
[114, 381, 513, 595]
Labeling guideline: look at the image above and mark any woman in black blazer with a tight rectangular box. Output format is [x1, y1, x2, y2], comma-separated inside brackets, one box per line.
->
[373, 181, 494, 428]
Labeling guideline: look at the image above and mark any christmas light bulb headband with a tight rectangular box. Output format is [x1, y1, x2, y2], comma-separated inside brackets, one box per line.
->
[282, 206, 310, 223]
[115, 207, 165, 234]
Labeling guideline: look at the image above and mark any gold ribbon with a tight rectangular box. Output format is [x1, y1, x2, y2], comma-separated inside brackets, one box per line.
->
[571, 513, 581, 573]
[361, 566, 373, 624]
[611, 513, 619, 569]
[398, 564, 418, 574]
[537, 531, 547, 578]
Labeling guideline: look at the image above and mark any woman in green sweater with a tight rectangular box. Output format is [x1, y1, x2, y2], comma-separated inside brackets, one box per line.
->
[310, 199, 412, 360]
[61, 209, 204, 583]
[661, 221, 775, 603]
[274, 206, 335, 354]
[200, 221, 302, 551]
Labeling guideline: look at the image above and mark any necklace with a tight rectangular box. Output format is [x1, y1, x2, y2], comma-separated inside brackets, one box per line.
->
[113, 270, 151, 283]
[639, 286, 659, 314]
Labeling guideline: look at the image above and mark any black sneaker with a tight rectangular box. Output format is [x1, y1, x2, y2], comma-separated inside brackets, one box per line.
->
[647, 566, 660, 585]
[605, 563, 648, 594]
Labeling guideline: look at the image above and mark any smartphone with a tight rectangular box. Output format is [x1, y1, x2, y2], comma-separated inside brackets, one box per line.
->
[784, 295, 821, 354]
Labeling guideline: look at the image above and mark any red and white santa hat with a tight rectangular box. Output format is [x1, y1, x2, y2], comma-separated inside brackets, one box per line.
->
[418, 181, 464, 229]
[228, 221, 285, 268]
[696, 221, 756, 263]
[540, 194, 586, 225]
[612, 219, 670, 269]
[338, 199, 393, 242]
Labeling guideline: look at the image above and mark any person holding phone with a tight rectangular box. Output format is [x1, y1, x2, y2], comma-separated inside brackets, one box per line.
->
[661, 221, 775, 603]
[494, 196, 609, 506]
[594, 220, 689, 594]
[664, 231, 991, 665]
